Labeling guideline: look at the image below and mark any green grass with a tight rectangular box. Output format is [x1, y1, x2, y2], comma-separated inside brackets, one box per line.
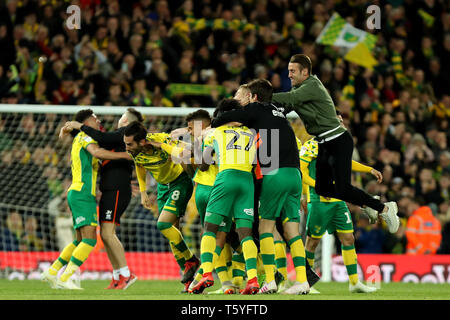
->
[1, 279, 450, 300]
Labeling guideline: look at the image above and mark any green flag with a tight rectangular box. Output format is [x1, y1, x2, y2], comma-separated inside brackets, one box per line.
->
[316, 12, 378, 69]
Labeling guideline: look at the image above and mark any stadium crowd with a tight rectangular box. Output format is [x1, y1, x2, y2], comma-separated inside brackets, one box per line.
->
[0, 0, 449, 256]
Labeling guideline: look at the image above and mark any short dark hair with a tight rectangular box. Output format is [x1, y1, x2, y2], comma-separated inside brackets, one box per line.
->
[126, 107, 144, 123]
[186, 109, 211, 123]
[247, 78, 273, 102]
[213, 98, 241, 118]
[123, 121, 147, 142]
[74, 109, 94, 123]
[290, 54, 312, 75]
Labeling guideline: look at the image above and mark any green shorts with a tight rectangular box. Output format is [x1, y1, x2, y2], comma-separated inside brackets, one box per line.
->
[196, 183, 231, 233]
[205, 169, 254, 232]
[157, 172, 194, 218]
[67, 190, 98, 230]
[259, 167, 302, 223]
[195, 183, 213, 225]
[306, 201, 354, 239]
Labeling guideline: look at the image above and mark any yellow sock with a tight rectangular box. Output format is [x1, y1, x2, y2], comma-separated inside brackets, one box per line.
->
[194, 270, 203, 282]
[169, 242, 186, 271]
[231, 250, 245, 287]
[200, 232, 216, 274]
[260, 233, 276, 283]
[214, 246, 231, 285]
[274, 241, 287, 281]
[223, 243, 232, 276]
[305, 249, 315, 269]
[49, 240, 79, 276]
[60, 239, 96, 282]
[159, 223, 193, 261]
[241, 236, 258, 280]
[342, 244, 359, 285]
[288, 236, 307, 283]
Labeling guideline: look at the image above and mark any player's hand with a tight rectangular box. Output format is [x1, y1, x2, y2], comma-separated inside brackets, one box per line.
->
[65, 121, 83, 130]
[180, 147, 193, 160]
[141, 192, 152, 210]
[131, 184, 140, 197]
[170, 127, 189, 140]
[201, 127, 213, 139]
[370, 169, 383, 183]
[58, 125, 72, 139]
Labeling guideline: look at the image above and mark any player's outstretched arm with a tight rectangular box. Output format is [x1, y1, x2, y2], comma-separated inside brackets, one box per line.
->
[86, 143, 131, 161]
[272, 91, 298, 114]
[81, 124, 124, 146]
[351, 160, 383, 183]
[211, 107, 253, 128]
[272, 81, 314, 114]
[63, 121, 124, 147]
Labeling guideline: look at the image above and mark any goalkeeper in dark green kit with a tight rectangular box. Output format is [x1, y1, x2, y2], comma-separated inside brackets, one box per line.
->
[272, 54, 399, 234]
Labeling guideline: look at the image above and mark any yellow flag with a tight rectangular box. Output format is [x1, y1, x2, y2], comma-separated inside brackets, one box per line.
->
[344, 42, 377, 70]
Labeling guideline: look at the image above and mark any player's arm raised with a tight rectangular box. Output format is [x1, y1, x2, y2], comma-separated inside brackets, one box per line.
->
[272, 80, 313, 114]
[211, 106, 251, 128]
[351, 160, 383, 183]
[65, 121, 123, 146]
[86, 143, 131, 161]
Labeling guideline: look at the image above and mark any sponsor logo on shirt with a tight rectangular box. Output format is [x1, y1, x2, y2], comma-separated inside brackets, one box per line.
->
[244, 208, 254, 216]
[75, 216, 86, 225]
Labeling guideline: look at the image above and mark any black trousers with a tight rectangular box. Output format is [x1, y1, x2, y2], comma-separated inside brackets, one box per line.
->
[315, 131, 385, 212]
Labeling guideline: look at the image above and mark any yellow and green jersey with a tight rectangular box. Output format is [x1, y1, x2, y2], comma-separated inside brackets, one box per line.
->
[68, 132, 99, 197]
[203, 125, 256, 173]
[193, 161, 218, 187]
[295, 137, 303, 155]
[299, 138, 340, 203]
[193, 137, 219, 186]
[131, 132, 184, 187]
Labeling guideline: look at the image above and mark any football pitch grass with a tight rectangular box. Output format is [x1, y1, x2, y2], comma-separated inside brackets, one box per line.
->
[1, 279, 449, 300]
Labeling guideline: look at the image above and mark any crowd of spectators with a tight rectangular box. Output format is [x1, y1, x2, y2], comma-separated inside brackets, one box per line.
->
[0, 0, 449, 255]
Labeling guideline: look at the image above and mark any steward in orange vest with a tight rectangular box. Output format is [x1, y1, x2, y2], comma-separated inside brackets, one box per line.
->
[406, 206, 442, 255]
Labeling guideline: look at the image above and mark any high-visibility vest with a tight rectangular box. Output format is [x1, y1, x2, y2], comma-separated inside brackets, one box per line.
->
[405, 206, 442, 255]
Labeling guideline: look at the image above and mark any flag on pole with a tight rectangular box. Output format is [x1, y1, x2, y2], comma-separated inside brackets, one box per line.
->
[417, 9, 435, 28]
[316, 12, 378, 69]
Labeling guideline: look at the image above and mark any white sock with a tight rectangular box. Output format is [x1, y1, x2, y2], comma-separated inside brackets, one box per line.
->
[113, 269, 120, 281]
[119, 266, 130, 278]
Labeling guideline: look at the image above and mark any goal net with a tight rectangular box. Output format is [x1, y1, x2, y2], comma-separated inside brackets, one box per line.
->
[0, 105, 206, 280]
[0, 104, 316, 281]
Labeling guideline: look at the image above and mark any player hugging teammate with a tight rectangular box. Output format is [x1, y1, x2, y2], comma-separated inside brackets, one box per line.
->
[43, 54, 395, 295]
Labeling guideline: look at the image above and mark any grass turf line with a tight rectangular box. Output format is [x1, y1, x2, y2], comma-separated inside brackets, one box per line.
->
[0, 279, 450, 300]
